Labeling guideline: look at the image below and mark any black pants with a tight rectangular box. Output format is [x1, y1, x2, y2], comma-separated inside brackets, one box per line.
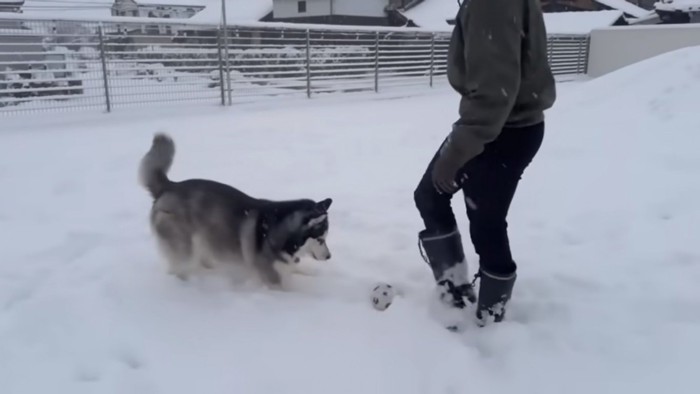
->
[414, 122, 545, 276]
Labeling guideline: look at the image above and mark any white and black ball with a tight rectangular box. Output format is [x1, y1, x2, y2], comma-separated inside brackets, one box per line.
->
[370, 282, 396, 311]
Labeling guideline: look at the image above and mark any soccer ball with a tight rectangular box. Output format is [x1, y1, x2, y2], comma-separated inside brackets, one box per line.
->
[370, 282, 396, 311]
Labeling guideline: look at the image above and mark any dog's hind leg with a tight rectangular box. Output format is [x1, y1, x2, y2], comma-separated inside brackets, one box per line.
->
[157, 237, 194, 281]
[191, 234, 214, 269]
[153, 217, 195, 281]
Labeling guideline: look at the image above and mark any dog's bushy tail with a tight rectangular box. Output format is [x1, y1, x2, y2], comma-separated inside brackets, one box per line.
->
[138, 132, 175, 199]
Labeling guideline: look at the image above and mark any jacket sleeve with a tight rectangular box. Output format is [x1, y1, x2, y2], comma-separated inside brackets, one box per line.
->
[441, 0, 524, 165]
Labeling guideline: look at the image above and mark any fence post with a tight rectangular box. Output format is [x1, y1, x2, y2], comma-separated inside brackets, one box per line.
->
[429, 33, 435, 88]
[575, 38, 582, 74]
[583, 35, 591, 74]
[217, 28, 226, 106]
[97, 24, 111, 113]
[221, 0, 232, 105]
[305, 29, 311, 99]
[374, 31, 379, 93]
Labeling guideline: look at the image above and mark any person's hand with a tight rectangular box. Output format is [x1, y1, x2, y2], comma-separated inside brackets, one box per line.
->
[431, 146, 464, 194]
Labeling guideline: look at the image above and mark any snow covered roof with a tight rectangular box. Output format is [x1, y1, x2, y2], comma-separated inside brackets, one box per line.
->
[402, 0, 458, 31]
[595, 0, 653, 18]
[654, 0, 700, 12]
[18, 0, 114, 19]
[188, 0, 272, 24]
[402, 0, 624, 34]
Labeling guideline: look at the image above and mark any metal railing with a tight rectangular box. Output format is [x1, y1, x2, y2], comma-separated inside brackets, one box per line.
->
[548, 34, 591, 75]
[0, 17, 590, 115]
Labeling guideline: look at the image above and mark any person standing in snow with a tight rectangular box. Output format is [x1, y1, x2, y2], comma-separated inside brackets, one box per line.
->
[414, 0, 556, 326]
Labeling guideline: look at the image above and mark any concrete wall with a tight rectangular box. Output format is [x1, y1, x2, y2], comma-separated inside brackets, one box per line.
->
[273, 0, 331, 18]
[273, 0, 386, 19]
[588, 23, 700, 77]
[333, 0, 387, 17]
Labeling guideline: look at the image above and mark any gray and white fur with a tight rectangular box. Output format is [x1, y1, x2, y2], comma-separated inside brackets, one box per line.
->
[138, 132, 333, 286]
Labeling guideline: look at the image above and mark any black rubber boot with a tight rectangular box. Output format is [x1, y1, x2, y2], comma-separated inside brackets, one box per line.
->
[418, 229, 476, 308]
[475, 268, 516, 325]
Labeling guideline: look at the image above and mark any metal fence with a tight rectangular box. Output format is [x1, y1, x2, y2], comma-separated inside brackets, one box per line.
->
[0, 17, 590, 116]
[548, 34, 591, 75]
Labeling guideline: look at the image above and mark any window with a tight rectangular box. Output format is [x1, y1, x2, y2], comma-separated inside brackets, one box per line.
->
[297, 1, 306, 13]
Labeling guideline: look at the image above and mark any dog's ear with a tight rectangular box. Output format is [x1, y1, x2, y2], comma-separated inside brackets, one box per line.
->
[315, 198, 333, 212]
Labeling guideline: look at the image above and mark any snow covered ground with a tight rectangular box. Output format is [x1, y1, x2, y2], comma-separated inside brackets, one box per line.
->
[1, 47, 700, 394]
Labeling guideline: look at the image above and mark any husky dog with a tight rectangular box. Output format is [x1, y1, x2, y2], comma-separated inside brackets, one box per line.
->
[137, 132, 333, 286]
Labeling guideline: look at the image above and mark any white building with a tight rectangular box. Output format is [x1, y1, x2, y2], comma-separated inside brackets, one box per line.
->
[269, 0, 419, 26]
[111, 0, 205, 19]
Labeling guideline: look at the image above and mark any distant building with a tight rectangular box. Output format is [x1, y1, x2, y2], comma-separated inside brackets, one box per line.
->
[542, 0, 652, 19]
[654, 0, 700, 23]
[541, 0, 605, 12]
[111, 0, 205, 19]
[267, 0, 418, 26]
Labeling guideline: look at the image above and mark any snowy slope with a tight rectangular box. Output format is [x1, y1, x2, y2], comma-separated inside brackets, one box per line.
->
[2, 47, 700, 394]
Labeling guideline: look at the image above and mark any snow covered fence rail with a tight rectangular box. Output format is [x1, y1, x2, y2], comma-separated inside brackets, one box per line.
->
[0, 17, 589, 115]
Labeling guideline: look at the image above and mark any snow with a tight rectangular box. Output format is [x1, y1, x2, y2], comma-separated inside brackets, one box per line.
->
[544, 10, 624, 35]
[595, 0, 654, 18]
[2, 46, 700, 394]
[189, 0, 273, 24]
[403, 0, 459, 31]
[403, 0, 624, 34]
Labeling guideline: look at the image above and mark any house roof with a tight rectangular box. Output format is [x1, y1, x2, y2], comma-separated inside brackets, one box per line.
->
[594, 0, 654, 18]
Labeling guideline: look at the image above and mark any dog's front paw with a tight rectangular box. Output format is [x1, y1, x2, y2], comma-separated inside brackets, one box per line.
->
[260, 265, 282, 286]
[292, 265, 319, 277]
